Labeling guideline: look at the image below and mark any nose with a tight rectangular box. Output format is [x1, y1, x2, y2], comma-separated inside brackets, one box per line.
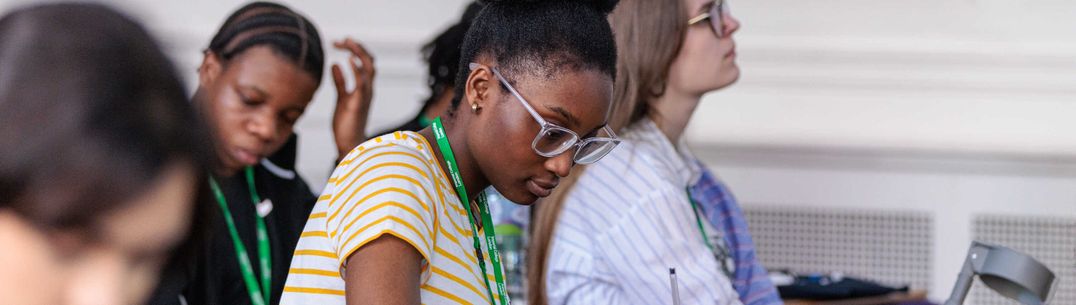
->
[544, 149, 574, 178]
[723, 10, 741, 36]
[247, 110, 277, 144]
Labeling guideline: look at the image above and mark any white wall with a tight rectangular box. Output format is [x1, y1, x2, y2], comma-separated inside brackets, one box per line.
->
[3, 0, 1074, 302]
[690, 0, 1076, 157]
[2, 0, 473, 184]
[688, 0, 1076, 301]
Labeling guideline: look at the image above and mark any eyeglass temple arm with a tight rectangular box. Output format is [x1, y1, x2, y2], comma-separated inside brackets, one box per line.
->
[469, 63, 548, 126]
[602, 125, 619, 139]
[687, 13, 710, 25]
[470, 63, 620, 141]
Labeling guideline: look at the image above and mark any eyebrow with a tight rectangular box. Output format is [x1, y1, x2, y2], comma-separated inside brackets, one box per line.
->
[237, 84, 270, 99]
[544, 104, 581, 129]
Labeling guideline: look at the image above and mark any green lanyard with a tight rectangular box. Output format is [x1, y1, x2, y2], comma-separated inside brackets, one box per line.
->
[418, 115, 433, 128]
[431, 117, 510, 305]
[209, 166, 272, 305]
[685, 187, 734, 279]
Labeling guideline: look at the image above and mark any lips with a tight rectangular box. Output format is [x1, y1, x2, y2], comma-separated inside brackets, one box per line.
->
[231, 147, 261, 166]
[724, 41, 737, 59]
[527, 178, 558, 198]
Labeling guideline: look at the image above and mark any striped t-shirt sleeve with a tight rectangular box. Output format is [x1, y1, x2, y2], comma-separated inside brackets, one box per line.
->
[323, 143, 440, 270]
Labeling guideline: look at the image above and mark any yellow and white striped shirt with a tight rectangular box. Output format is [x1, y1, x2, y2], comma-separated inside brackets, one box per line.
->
[280, 131, 505, 305]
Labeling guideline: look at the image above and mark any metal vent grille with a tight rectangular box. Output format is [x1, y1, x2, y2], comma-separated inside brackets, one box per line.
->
[971, 215, 1076, 305]
[743, 206, 932, 290]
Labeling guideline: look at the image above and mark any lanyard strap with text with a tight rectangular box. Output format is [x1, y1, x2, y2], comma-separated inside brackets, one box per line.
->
[431, 117, 510, 305]
[209, 166, 272, 305]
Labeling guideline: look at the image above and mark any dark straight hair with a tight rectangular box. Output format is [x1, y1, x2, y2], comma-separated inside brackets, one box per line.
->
[0, 3, 212, 234]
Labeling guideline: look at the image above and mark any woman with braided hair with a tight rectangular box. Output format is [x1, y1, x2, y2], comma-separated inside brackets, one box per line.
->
[149, 2, 373, 305]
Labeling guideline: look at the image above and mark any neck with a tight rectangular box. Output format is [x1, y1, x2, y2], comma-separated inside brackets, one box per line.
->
[422, 91, 453, 122]
[212, 164, 239, 178]
[649, 89, 702, 144]
[419, 115, 490, 207]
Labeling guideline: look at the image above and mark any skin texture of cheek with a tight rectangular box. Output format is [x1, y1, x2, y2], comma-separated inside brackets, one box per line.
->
[207, 88, 248, 171]
[71, 163, 195, 305]
[65, 250, 125, 305]
[63, 249, 162, 305]
[0, 214, 64, 305]
[201, 46, 318, 174]
[472, 100, 542, 204]
[670, 37, 718, 95]
[471, 70, 612, 205]
[669, 22, 740, 96]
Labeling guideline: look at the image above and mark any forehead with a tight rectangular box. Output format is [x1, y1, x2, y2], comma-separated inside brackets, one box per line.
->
[507, 68, 613, 132]
[224, 46, 318, 100]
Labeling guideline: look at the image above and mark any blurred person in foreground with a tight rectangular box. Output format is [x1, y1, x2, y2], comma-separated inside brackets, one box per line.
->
[0, 3, 211, 305]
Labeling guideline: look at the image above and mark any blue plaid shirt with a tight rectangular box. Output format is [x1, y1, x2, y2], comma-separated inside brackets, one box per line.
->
[689, 164, 784, 305]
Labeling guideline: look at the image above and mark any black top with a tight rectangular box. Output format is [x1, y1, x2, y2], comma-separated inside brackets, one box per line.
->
[149, 135, 316, 305]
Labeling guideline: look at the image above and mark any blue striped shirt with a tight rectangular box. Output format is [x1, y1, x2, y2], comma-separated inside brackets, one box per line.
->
[545, 119, 742, 305]
[690, 165, 783, 305]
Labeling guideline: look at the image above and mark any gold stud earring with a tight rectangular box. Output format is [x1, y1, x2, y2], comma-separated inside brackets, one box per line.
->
[471, 103, 480, 113]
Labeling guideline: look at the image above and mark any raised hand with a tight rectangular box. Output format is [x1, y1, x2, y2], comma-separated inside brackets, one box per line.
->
[331, 37, 376, 160]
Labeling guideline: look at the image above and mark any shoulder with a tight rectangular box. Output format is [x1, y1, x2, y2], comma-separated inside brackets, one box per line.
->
[577, 122, 682, 190]
[319, 131, 445, 236]
[317, 132, 445, 268]
[329, 131, 442, 192]
[561, 124, 684, 215]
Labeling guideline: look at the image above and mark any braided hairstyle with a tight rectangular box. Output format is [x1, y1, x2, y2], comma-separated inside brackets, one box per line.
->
[206, 1, 324, 84]
[450, 0, 619, 115]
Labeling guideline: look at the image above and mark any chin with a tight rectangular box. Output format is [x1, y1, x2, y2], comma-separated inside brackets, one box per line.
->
[507, 192, 539, 206]
[497, 188, 538, 206]
[714, 68, 741, 90]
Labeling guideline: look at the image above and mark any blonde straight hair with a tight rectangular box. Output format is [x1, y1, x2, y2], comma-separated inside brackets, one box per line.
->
[526, 0, 689, 304]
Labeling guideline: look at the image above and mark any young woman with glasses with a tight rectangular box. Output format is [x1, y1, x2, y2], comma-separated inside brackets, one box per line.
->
[528, 0, 782, 304]
[280, 0, 621, 304]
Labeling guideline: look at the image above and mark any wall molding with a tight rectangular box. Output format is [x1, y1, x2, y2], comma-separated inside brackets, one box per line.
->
[694, 143, 1076, 178]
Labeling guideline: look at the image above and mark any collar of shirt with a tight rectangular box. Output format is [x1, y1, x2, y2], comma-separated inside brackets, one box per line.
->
[626, 118, 704, 188]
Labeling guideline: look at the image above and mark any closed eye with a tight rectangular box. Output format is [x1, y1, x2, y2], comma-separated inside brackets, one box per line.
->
[544, 105, 581, 130]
